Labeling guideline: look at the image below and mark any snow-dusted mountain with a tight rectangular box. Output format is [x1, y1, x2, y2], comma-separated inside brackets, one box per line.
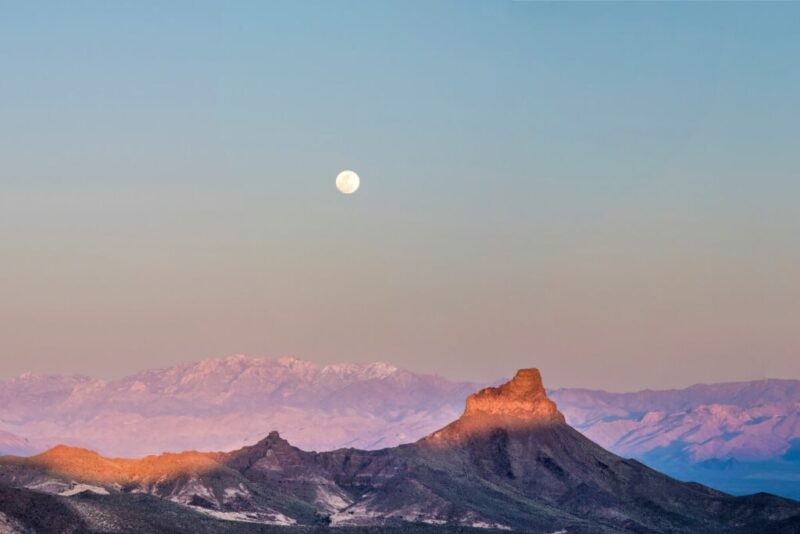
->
[1, 354, 798, 499]
[0, 355, 480, 456]
[550, 380, 800, 498]
[550, 379, 800, 463]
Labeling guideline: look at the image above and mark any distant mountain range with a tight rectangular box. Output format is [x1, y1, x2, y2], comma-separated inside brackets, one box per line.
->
[0, 355, 479, 456]
[1, 369, 798, 533]
[1, 355, 798, 499]
[550, 380, 800, 499]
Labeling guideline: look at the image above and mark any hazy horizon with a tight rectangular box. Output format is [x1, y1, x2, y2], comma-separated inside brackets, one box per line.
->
[3, 351, 799, 394]
[2, 1, 798, 391]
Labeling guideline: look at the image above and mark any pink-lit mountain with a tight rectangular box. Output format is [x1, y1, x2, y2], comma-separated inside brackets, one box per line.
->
[1, 355, 798, 498]
[0, 355, 479, 455]
[549, 380, 800, 463]
[549, 380, 800, 498]
[2, 368, 798, 533]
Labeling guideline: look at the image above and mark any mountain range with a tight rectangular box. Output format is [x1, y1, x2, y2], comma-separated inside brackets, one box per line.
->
[1, 368, 798, 533]
[1, 355, 798, 499]
[0, 356, 478, 456]
[549, 380, 800, 499]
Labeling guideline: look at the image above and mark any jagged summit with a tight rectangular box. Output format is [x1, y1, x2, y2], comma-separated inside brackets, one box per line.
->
[265, 430, 282, 441]
[463, 368, 564, 423]
[425, 368, 565, 443]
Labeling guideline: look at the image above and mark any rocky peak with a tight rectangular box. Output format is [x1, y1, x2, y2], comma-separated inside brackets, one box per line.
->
[463, 369, 564, 423]
[425, 369, 565, 443]
[261, 431, 286, 444]
[229, 431, 295, 459]
[234, 431, 291, 456]
[223, 431, 312, 475]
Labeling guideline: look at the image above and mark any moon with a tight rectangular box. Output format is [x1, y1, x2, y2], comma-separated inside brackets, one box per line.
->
[336, 170, 360, 194]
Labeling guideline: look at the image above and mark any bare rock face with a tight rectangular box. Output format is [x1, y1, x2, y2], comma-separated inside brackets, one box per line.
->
[464, 368, 565, 423]
[425, 368, 565, 444]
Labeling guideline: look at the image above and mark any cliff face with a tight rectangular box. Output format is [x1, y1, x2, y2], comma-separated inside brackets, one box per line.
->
[425, 368, 565, 443]
[464, 368, 565, 423]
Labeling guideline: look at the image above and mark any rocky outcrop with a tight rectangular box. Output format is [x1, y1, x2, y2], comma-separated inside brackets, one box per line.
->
[463, 368, 564, 423]
[425, 368, 565, 443]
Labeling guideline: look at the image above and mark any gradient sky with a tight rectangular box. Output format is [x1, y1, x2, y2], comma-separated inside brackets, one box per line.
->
[1, 1, 798, 390]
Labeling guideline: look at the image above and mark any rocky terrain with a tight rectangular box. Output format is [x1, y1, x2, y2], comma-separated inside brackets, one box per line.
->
[1, 369, 798, 533]
[2, 355, 799, 499]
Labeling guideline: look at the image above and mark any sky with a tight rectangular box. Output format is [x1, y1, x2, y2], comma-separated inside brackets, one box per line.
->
[1, 1, 798, 391]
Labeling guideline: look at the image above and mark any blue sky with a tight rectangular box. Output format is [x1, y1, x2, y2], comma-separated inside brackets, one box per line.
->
[1, 1, 798, 389]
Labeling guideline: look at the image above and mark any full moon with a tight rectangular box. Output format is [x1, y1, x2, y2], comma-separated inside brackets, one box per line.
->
[336, 170, 360, 194]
